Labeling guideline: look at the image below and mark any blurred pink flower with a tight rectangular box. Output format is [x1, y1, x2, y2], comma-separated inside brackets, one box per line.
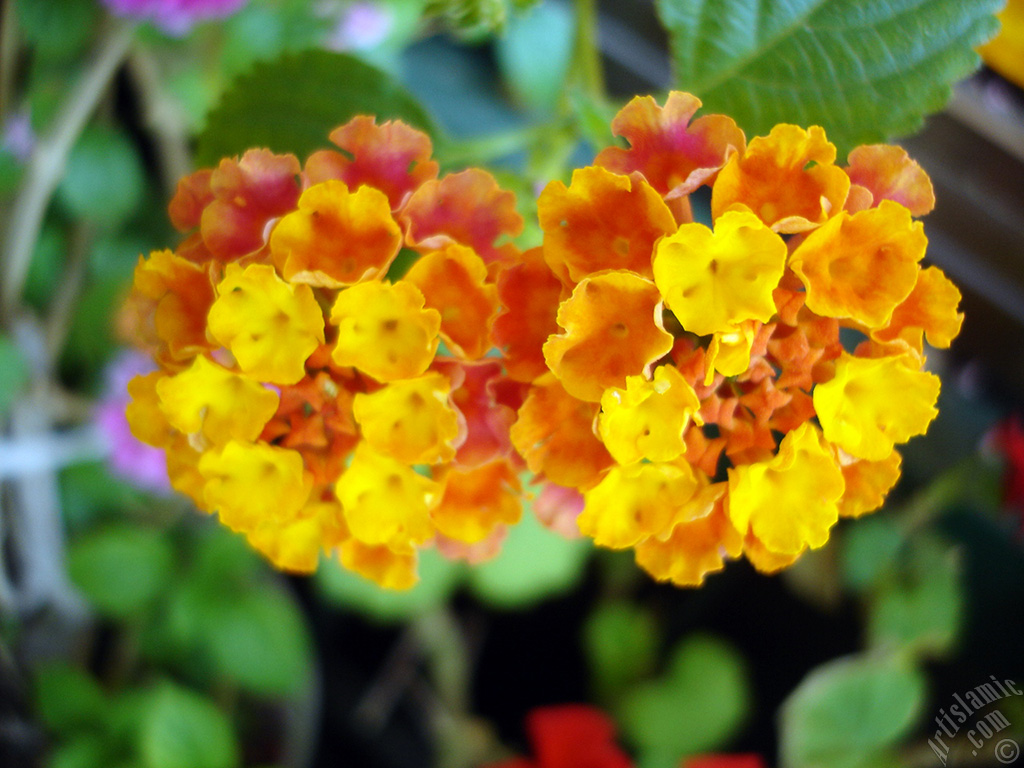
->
[100, 0, 249, 35]
[94, 350, 171, 494]
[324, 2, 393, 51]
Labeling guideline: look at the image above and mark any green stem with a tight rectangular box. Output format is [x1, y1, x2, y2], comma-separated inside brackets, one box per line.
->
[0, 18, 136, 325]
[0, 0, 19, 121]
[571, 0, 604, 102]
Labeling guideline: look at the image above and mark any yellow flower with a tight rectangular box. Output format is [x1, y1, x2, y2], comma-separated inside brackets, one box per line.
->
[653, 210, 786, 337]
[578, 462, 700, 549]
[813, 352, 940, 461]
[330, 280, 441, 382]
[156, 356, 279, 445]
[125, 372, 173, 448]
[789, 200, 926, 330]
[334, 443, 440, 550]
[704, 320, 758, 384]
[207, 263, 325, 385]
[352, 372, 462, 464]
[198, 440, 312, 532]
[727, 422, 844, 555]
[598, 365, 702, 465]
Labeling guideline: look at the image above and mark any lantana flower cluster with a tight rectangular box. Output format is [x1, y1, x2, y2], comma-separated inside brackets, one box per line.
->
[512, 92, 962, 584]
[125, 117, 528, 588]
[125, 92, 962, 589]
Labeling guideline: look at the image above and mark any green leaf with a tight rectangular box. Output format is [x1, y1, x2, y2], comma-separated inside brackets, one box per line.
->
[15, 0, 98, 61]
[49, 735, 111, 768]
[34, 662, 107, 734]
[138, 683, 239, 768]
[840, 516, 905, 593]
[23, 224, 65, 312]
[196, 50, 437, 166]
[468, 508, 590, 609]
[656, 0, 1002, 153]
[867, 537, 963, 658]
[57, 128, 145, 229]
[780, 653, 926, 768]
[583, 601, 660, 702]
[68, 525, 175, 618]
[620, 634, 750, 761]
[60, 277, 126, 385]
[203, 586, 314, 698]
[316, 547, 462, 623]
[0, 334, 30, 418]
[495, 1, 575, 114]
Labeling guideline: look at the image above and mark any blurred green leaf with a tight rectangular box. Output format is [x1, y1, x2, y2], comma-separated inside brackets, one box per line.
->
[620, 634, 749, 763]
[60, 462, 149, 530]
[841, 516, 905, 593]
[138, 683, 239, 768]
[584, 601, 660, 702]
[89, 235, 154, 280]
[657, 0, 1002, 154]
[316, 547, 462, 623]
[15, 0, 98, 61]
[68, 525, 175, 618]
[867, 537, 963, 658]
[61, 277, 126, 386]
[495, 1, 574, 114]
[204, 587, 314, 698]
[196, 50, 437, 165]
[23, 223, 64, 312]
[0, 148, 23, 196]
[58, 128, 145, 229]
[0, 334, 30, 418]
[220, 0, 331, 79]
[468, 509, 590, 609]
[34, 662, 107, 734]
[49, 735, 111, 768]
[780, 653, 926, 768]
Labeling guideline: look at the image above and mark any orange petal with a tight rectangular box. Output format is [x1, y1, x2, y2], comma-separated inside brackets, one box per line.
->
[789, 201, 926, 329]
[870, 265, 963, 351]
[839, 450, 902, 518]
[510, 373, 614, 489]
[269, 180, 402, 287]
[538, 167, 677, 283]
[305, 116, 439, 210]
[492, 247, 564, 382]
[168, 168, 213, 232]
[595, 91, 746, 198]
[447, 360, 517, 467]
[201, 149, 301, 260]
[403, 243, 499, 360]
[543, 271, 674, 402]
[711, 124, 850, 233]
[401, 169, 523, 267]
[431, 459, 523, 543]
[844, 144, 935, 217]
[634, 497, 741, 586]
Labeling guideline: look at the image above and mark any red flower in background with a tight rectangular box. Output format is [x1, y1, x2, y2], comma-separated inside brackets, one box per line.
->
[485, 705, 633, 768]
[991, 414, 1024, 524]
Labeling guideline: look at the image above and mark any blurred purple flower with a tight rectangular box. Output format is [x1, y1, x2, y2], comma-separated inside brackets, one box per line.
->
[2, 113, 35, 162]
[324, 2, 393, 51]
[94, 350, 171, 494]
[100, 0, 249, 35]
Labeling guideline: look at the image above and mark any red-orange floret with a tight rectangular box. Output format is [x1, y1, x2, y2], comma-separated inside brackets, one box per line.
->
[401, 168, 524, 267]
[304, 116, 439, 211]
[201, 149, 301, 260]
[595, 92, 746, 199]
[492, 247, 566, 382]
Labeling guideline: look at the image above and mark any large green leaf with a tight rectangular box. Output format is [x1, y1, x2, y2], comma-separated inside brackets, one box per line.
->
[656, 0, 1002, 153]
[780, 653, 926, 768]
[138, 683, 239, 768]
[196, 50, 437, 165]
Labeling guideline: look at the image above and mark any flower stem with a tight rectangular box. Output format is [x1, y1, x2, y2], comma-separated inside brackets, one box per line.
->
[571, 0, 604, 102]
[0, 18, 136, 325]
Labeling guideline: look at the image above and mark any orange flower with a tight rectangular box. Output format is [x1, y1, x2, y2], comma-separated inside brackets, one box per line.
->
[543, 271, 673, 402]
[844, 144, 935, 216]
[789, 201, 927, 329]
[131, 249, 215, 363]
[402, 168, 523, 267]
[431, 459, 522, 543]
[538, 166, 676, 283]
[595, 91, 745, 198]
[712, 124, 850, 233]
[871, 265, 963, 351]
[304, 116, 439, 210]
[269, 180, 402, 287]
[403, 243, 499, 360]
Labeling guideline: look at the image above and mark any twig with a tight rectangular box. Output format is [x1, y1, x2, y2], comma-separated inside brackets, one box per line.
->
[0, 18, 136, 323]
